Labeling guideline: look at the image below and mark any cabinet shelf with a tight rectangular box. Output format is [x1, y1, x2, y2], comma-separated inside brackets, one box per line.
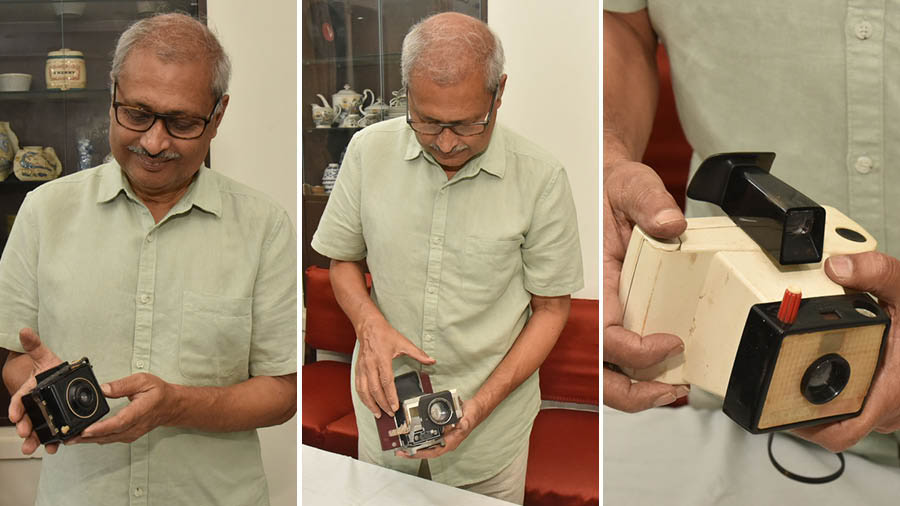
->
[0, 88, 109, 101]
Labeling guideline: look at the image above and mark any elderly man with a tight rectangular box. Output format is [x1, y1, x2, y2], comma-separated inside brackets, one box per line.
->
[0, 13, 296, 506]
[312, 12, 583, 504]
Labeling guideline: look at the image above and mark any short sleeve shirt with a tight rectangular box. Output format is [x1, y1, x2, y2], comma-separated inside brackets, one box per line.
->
[0, 161, 297, 506]
[312, 117, 584, 486]
[606, 0, 900, 464]
[607, 0, 900, 260]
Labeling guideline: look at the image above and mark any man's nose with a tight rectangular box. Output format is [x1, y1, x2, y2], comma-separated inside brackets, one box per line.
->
[435, 128, 459, 153]
[139, 118, 173, 154]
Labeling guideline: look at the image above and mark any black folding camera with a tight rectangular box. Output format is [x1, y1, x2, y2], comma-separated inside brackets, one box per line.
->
[21, 357, 109, 444]
[375, 371, 462, 455]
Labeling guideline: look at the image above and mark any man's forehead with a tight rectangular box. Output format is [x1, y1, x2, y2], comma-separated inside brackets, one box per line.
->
[117, 52, 216, 113]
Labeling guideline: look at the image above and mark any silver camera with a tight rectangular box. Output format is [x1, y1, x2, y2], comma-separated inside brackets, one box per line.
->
[376, 371, 463, 455]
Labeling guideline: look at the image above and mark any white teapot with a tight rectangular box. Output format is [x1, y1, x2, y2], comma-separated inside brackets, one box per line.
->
[311, 94, 340, 128]
[332, 84, 374, 117]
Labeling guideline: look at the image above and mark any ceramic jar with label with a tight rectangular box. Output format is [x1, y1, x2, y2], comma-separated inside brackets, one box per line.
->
[46, 49, 87, 90]
[0, 121, 20, 181]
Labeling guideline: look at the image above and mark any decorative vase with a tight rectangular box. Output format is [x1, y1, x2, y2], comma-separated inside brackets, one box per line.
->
[0, 121, 19, 181]
[13, 146, 63, 181]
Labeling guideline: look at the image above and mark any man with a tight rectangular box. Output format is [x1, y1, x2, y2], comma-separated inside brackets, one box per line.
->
[0, 13, 296, 506]
[603, 1, 900, 467]
[312, 12, 583, 504]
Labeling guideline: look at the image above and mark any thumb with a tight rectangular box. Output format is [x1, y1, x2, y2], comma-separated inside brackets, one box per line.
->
[18, 328, 60, 368]
[101, 375, 138, 399]
[606, 161, 686, 239]
[825, 252, 900, 305]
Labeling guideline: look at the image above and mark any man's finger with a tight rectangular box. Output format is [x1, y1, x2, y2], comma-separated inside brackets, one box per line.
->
[604, 325, 683, 370]
[605, 161, 686, 239]
[603, 368, 689, 413]
[354, 364, 381, 417]
[397, 340, 436, 366]
[825, 252, 900, 305]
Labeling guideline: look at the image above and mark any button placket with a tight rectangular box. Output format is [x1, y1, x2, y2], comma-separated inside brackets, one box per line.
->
[421, 184, 449, 363]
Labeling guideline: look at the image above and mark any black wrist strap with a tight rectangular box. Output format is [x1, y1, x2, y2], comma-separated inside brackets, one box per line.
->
[767, 432, 845, 484]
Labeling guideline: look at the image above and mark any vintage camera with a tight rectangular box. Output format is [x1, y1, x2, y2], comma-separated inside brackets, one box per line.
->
[375, 371, 462, 455]
[620, 153, 890, 433]
[21, 357, 109, 444]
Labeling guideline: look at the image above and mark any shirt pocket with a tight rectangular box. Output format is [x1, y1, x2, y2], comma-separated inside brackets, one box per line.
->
[179, 291, 253, 384]
[462, 237, 523, 304]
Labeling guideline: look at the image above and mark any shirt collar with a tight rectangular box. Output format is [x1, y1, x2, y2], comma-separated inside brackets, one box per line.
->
[96, 159, 222, 217]
[403, 123, 507, 179]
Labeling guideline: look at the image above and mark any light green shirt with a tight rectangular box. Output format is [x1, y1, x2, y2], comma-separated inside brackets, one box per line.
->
[0, 161, 297, 505]
[607, 0, 900, 260]
[606, 0, 900, 466]
[312, 117, 583, 486]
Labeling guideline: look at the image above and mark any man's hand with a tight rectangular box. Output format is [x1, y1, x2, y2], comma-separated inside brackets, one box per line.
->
[67, 373, 174, 445]
[603, 158, 690, 412]
[791, 252, 900, 452]
[355, 317, 435, 418]
[394, 396, 486, 459]
[5, 328, 64, 455]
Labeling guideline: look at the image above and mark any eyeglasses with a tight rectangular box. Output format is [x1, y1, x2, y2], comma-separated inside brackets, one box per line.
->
[406, 87, 498, 136]
[112, 81, 221, 140]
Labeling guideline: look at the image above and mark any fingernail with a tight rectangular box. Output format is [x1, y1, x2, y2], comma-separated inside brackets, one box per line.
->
[829, 256, 853, 280]
[654, 209, 683, 227]
[101, 384, 111, 395]
[675, 385, 690, 399]
[665, 345, 685, 360]
[373, 411, 381, 419]
[653, 392, 676, 407]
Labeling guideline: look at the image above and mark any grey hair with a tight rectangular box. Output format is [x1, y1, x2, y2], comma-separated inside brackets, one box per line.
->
[109, 13, 231, 99]
[401, 13, 505, 92]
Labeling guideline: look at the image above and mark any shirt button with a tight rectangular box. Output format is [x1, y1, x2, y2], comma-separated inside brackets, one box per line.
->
[146, 234, 154, 243]
[134, 488, 144, 497]
[140, 294, 151, 304]
[855, 156, 873, 174]
[432, 237, 442, 245]
[424, 334, 433, 341]
[855, 21, 873, 40]
[135, 360, 145, 369]
[427, 286, 436, 294]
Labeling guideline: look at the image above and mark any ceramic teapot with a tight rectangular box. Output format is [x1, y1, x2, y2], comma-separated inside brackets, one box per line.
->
[14, 146, 62, 181]
[360, 97, 391, 124]
[332, 84, 374, 116]
[387, 89, 408, 119]
[311, 94, 340, 128]
[0, 121, 20, 181]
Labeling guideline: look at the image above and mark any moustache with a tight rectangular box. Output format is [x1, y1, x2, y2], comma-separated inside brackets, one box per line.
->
[429, 143, 470, 156]
[128, 145, 181, 161]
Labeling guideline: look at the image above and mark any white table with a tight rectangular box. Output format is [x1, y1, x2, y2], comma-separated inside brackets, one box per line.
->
[302, 445, 514, 505]
[604, 405, 900, 505]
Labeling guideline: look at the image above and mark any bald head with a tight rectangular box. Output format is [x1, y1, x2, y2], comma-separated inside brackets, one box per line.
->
[401, 12, 505, 92]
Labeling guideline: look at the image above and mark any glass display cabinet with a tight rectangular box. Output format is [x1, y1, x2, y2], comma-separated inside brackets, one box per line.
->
[0, 0, 206, 427]
[301, 0, 485, 269]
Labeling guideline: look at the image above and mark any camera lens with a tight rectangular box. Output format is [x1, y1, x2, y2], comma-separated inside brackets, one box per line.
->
[427, 397, 453, 425]
[67, 378, 99, 418]
[801, 353, 851, 405]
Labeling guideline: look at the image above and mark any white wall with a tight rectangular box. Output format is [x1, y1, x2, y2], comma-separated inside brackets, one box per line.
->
[489, 0, 600, 299]
[206, 3, 298, 506]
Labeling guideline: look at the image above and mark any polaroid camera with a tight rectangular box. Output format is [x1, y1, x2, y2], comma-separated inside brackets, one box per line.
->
[375, 371, 463, 455]
[619, 152, 889, 433]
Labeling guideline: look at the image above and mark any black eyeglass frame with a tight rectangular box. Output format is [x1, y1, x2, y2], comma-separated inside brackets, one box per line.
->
[112, 81, 222, 140]
[406, 87, 499, 137]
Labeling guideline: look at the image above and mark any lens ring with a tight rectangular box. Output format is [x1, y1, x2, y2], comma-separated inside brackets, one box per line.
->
[66, 377, 99, 419]
[426, 397, 453, 425]
[801, 353, 851, 405]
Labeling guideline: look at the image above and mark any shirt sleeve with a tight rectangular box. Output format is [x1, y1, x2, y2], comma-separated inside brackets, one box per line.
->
[521, 166, 584, 297]
[0, 192, 39, 352]
[248, 208, 298, 377]
[604, 0, 648, 12]
[311, 133, 368, 262]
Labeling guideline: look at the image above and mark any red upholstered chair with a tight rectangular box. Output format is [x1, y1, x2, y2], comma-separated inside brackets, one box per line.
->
[301, 266, 368, 458]
[524, 299, 599, 506]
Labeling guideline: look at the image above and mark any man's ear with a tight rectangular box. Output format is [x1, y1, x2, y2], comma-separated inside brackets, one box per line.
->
[495, 74, 508, 109]
[213, 94, 230, 127]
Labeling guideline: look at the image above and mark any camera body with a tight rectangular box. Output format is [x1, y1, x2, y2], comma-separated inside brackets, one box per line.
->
[375, 371, 462, 455]
[21, 357, 109, 444]
[620, 153, 890, 433]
